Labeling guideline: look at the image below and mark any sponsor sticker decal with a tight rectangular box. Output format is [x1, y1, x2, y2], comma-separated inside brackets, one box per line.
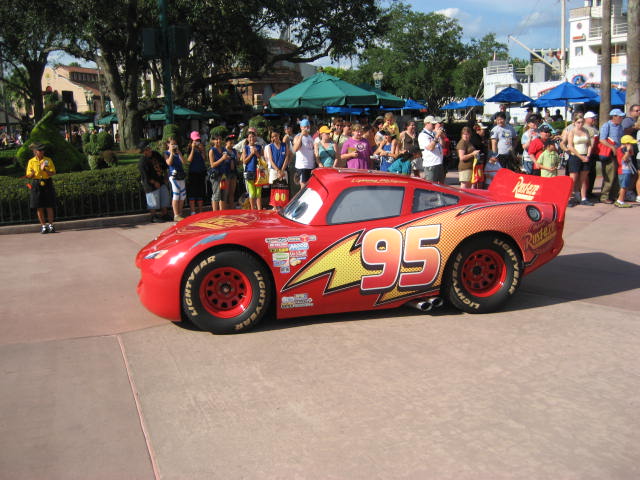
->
[523, 221, 557, 254]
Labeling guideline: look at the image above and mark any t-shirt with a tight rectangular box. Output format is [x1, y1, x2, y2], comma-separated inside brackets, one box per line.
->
[294, 134, 315, 169]
[538, 150, 560, 177]
[527, 137, 547, 169]
[617, 146, 636, 174]
[417, 128, 443, 168]
[490, 124, 517, 155]
[455, 138, 475, 171]
[388, 157, 412, 175]
[317, 142, 336, 167]
[341, 137, 372, 169]
[26, 156, 56, 179]
[398, 131, 417, 152]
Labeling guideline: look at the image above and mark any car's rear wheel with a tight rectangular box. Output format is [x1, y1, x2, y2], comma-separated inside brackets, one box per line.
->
[182, 250, 272, 333]
[444, 235, 522, 314]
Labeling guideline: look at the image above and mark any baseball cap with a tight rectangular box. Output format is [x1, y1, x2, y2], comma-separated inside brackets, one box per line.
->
[584, 111, 597, 119]
[476, 123, 487, 129]
[621, 135, 637, 144]
[190, 131, 201, 141]
[423, 115, 437, 124]
[538, 125, 551, 133]
[299, 118, 310, 127]
[318, 125, 332, 134]
[610, 108, 625, 117]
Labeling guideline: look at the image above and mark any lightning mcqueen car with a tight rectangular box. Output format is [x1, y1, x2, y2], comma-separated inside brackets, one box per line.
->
[136, 168, 572, 334]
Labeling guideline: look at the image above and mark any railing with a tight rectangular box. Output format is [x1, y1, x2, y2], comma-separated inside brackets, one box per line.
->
[486, 64, 514, 75]
[0, 176, 149, 226]
[589, 22, 628, 38]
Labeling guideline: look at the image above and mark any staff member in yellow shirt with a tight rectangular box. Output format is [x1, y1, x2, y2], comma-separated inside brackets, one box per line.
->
[25, 143, 57, 234]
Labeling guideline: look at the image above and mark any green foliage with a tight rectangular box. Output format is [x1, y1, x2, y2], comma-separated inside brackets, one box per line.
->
[248, 116, 270, 140]
[16, 111, 86, 172]
[96, 131, 114, 151]
[451, 34, 509, 98]
[0, 164, 145, 224]
[162, 124, 180, 145]
[210, 126, 229, 139]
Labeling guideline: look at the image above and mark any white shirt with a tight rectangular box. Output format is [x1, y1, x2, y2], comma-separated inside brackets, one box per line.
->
[418, 128, 443, 167]
[294, 134, 315, 169]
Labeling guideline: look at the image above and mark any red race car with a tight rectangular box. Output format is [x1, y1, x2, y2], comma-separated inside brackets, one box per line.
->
[136, 168, 572, 334]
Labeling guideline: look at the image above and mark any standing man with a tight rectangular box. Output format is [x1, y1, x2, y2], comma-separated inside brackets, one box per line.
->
[491, 104, 511, 125]
[293, 118, 320, 188]
[418, 115, 445, 183]
[490, 112, 519, 172]
[25, 143, 57, 234]
[597, 108, 625, 203]
[138, 141, 170, 223]
[622, 104, 640, 136]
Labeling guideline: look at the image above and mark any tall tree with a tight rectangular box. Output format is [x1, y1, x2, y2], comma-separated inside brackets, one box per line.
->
[451, 34, 509, 99]
[600, 0, 612, 119]
[0, 0, 71, 122]
[356, 3, 465, 109]
[65, 0, 383, 149]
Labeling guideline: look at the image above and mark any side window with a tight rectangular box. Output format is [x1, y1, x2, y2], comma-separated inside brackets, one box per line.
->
[327, 186, 404, 224]
[412, 188, 459, 213]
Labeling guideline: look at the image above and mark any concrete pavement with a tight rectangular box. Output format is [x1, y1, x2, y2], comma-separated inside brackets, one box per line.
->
[1, 200, 639, 479]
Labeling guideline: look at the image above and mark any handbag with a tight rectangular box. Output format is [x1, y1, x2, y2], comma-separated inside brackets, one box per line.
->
[207, 168, 220, 182]
[172, 171, 186, 181]
[254, 158, 269, 187]
[269, 179, 290, 207]
[243, 170, 256, 181]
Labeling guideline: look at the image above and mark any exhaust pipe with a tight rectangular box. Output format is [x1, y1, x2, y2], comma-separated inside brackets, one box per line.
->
[407, 300, 432, 312]
[428, 297, 444, 308]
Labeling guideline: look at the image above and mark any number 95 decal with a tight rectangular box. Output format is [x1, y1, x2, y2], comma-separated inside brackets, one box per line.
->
[361, 225, 441, 293]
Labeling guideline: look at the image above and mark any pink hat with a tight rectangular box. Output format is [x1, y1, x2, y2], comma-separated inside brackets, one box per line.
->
[190, 131, 201, 141]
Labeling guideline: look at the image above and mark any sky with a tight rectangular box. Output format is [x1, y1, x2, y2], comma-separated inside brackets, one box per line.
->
[316, 0, 584, 68]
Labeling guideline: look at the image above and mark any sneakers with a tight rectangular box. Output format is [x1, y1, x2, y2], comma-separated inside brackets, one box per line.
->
[636, 195, 640, 203]
[40, 225, 48, 234]
[614, 201, 632, 208]
[47, 223, 55, 233]
[173, 215, 185, 222]
[580, 199, 594, 206]
[567, 198, 578, 208]
[151, 215, 164, 223]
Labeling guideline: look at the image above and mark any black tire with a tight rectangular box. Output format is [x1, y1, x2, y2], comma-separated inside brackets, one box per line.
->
[181, 250, 272, 334]
[443, 234, 522, 314]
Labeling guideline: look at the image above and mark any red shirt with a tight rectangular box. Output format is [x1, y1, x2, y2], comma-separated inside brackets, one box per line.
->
[527, 137, 546, 169]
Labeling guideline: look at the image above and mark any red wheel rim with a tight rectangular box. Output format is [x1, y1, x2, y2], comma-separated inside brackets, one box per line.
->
[460, 249, 507, 297]
[200, 267, 253, 318]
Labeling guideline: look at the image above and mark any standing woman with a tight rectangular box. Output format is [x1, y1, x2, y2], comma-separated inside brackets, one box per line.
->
[456, 127, 480, 189]
[241, 131, 264, 210]
[208, 135, 230, 211]
[398, 121, 417, 155]
[25, 143, 57, 233]
[566, 114, 594, 205]
[223, 135, 238, 209]
[164, 138, 186, 221]
[186, 131, 207, 215]
[266, 130, 290, 183]
[314, 125, 337, 167]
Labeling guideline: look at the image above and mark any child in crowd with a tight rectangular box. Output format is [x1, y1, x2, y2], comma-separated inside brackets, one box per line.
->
[537, 140, 561, 177]
[483, 153, 502, 187]
[614, 135, 639, 208]
[389, 146, 421, 176]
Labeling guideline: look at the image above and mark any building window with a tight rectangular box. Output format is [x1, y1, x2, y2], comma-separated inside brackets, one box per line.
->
[575, 47, 583, 56]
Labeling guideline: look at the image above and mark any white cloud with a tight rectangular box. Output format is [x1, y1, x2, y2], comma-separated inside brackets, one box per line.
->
[436, 8, 460, 18]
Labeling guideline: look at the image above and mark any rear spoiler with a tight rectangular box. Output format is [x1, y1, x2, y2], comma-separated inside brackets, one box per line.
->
[488, 169, 574, 221]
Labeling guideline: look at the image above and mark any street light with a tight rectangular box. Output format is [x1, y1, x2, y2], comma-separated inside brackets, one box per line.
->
[524, 64, 533, 97]
[373, 71, 384, 89]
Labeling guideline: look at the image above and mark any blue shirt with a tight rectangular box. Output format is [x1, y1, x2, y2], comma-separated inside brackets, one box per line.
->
[600, 121, 624, 148]
[243, 144, 262, 172]
[165, 151, 184, 176]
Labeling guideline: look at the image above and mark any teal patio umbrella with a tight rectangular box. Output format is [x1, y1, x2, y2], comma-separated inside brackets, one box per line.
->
[145, 105, 205, 121]
[268, 72, 378, 112]
[96, 113, 118, 125]
[54, 111, 93, 124]
[357, 84, 405, 108]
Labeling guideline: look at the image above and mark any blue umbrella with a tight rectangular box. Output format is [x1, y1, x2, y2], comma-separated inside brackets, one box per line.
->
[526, 98, 566, 108]
[536, 82, 599, 104]
[485, 87, 532, 104]
[584, 88, 626, 106]
[455, 96, 484, 108]
[403, 99, 427, 110]
[441, 101, 459, 110]
[325, 106, 367, 115]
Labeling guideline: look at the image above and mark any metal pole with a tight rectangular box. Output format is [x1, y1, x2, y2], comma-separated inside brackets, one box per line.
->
[561, 0, 566, 77]
[158, 0, 174, 125]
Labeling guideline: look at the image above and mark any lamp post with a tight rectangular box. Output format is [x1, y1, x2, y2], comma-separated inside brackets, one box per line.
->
[373, 71, 384, 89]
[524, 64, 533, 97]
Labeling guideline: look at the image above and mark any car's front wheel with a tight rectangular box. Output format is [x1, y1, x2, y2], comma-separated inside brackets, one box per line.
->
[182, 250, 272, 334]
[444, 234, 522, 314]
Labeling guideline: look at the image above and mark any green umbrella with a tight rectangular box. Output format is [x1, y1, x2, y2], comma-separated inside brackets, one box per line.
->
[357, 84, 405, 108]
[268, 72, 378, 112]
[54, 111, 93, 124]
[96, 113, 118, 125]
[145, 105, 205, 121]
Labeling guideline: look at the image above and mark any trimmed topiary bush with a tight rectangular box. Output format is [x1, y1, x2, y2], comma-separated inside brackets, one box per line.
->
[210, 125, 229, 139]
[16, 111, 86, 172]
[248, 115, 270, 140]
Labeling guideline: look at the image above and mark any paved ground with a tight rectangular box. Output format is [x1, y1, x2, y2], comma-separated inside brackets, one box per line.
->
[1, 196, 639, 479]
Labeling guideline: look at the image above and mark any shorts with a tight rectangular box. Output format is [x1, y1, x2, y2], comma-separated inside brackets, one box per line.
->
[145, 185, 170, 210]
[169, 177, 187, 201]
[423, 164, 444, 183]
[269, 168, 288, 184]
[619, 172, 635, 189]
[29, 178, 56, 209]
[458, 169, 472, 182]
[245, 179, 262, 199]
[567, 154, 591, 173]
[187, 171, 206, 200]
[297, 168, 313, 184]
[210, 178, 228, 202]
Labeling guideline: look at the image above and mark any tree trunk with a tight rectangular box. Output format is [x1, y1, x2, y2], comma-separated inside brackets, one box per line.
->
[600, 0, 612, 120]
[25, 61, 45, 121]
[627, 0, 639, 108]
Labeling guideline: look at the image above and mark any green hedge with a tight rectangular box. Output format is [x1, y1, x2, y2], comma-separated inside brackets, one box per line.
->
[0, 164, 145, 224]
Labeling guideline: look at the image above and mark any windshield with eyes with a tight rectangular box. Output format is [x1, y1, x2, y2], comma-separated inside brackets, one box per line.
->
[281, 187, 323, 225]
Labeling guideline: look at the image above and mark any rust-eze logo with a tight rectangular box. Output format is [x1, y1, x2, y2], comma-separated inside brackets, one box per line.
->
[512, 176, 541, 200]
[524, 221, 557, 253]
